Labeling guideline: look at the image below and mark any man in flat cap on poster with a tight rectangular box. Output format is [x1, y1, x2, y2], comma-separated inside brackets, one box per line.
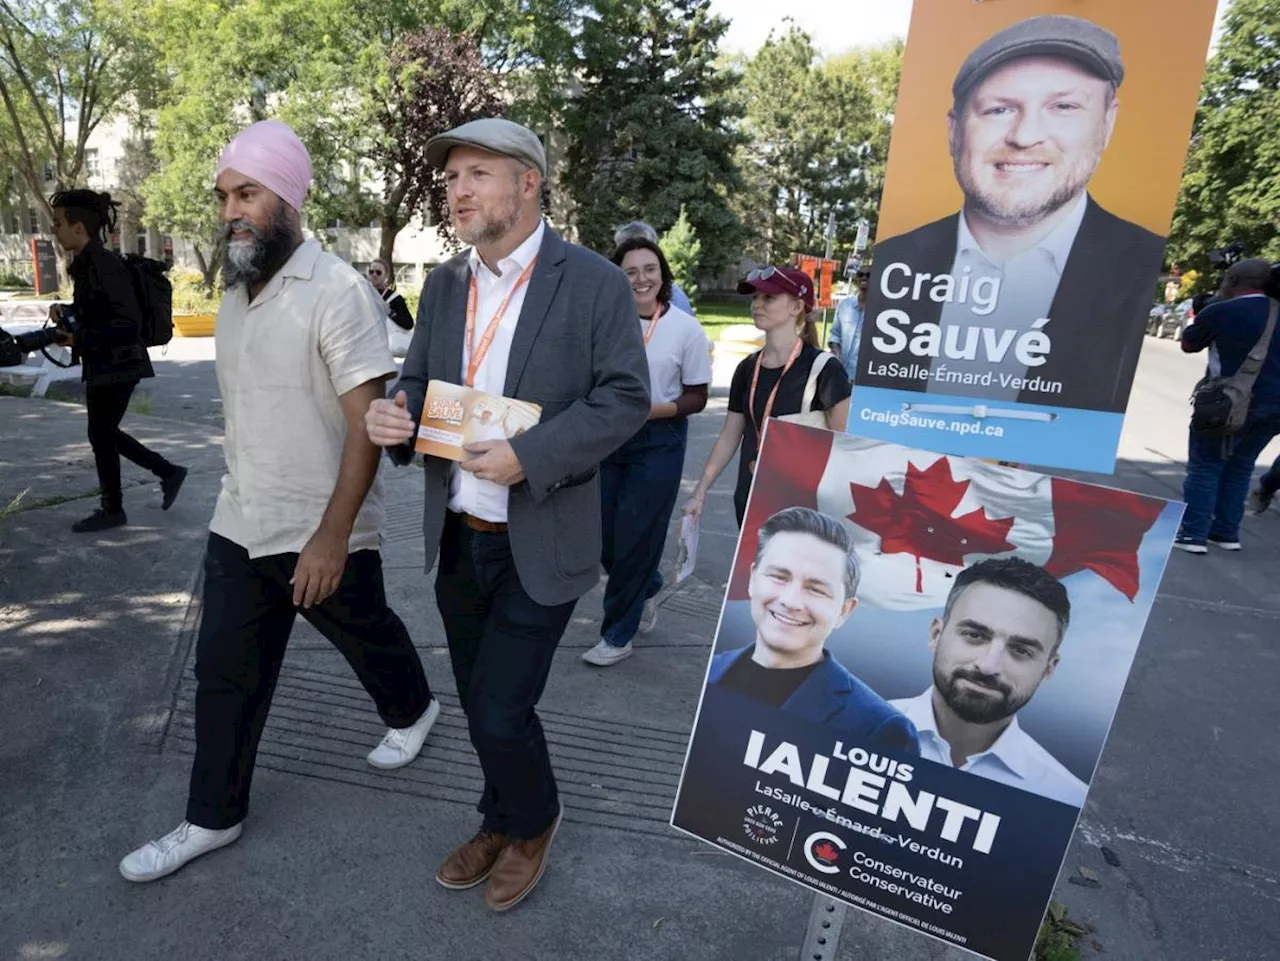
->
[860, 15, 1167, 412]
[365, 118, 650, 910]
[119, 119, 439, 883]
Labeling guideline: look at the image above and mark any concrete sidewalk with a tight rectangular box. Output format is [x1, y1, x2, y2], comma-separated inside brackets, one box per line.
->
[2, 333, 1279, 961]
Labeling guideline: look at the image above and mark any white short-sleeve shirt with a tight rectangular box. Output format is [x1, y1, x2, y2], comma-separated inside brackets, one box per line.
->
[211, 239, 397, 558]
[643, 304, 711, 404]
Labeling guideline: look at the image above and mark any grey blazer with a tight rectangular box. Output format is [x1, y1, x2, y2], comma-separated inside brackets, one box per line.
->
[389, 226, 651, 606]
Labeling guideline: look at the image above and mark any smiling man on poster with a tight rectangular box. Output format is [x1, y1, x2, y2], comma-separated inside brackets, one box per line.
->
[860, 14, 1166, 417]
[709, 507, 919, 755]
[890, 557, 1087, 807]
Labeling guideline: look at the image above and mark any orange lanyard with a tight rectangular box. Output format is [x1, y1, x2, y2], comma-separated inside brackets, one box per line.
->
[464, 258, 538, 387]
[642, 303, 667, 345]
[748, 339, 803, 441]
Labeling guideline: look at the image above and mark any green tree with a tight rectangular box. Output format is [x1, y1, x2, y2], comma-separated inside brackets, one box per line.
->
[140, 0, 575, 284]
[561, 0, 745, 274]
[1167, 0, 1280, 283]
[0, 0, 157, 226]
[662, 204, 701, 299]
[737, 26, 901, 263]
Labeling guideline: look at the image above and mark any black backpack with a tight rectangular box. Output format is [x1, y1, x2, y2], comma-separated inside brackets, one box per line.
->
[121, 253, 174, 348]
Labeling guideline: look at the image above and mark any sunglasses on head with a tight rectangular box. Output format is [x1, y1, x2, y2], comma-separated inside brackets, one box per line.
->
[746, 265, 807, 298]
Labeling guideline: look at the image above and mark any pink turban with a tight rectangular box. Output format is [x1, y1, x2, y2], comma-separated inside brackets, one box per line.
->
[215, 120, 312, 212]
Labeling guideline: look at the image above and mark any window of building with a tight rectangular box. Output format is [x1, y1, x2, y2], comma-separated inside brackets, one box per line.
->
[27, 208, 39, 233]
[85, 148, 101, 181]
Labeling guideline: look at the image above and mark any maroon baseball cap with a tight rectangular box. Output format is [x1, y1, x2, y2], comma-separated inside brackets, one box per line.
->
[737, 266, 816, 311]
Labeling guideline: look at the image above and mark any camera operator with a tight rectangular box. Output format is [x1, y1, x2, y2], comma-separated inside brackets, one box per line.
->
[50, 190, 187, 533]
[1174, 258, 1280, 553]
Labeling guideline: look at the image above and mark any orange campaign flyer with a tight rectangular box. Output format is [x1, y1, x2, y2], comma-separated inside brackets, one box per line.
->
[413, 381, 542, 462]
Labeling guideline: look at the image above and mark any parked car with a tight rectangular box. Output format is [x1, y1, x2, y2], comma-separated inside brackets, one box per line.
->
[1147, 300, 1193, 339]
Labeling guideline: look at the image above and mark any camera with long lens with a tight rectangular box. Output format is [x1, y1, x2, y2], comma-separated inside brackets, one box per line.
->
[11, 325, 63, 354]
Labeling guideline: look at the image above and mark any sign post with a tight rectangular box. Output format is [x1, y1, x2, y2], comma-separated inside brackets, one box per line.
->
[31, 238, 59, 295]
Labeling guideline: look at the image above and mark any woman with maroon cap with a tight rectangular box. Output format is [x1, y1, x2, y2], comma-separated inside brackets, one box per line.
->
[683, 265, 851, 527]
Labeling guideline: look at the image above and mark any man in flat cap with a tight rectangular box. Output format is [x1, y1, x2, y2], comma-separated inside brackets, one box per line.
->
[860, 15, 1166, 412]
[119, 119, 439, 883]
[365, 117, 650, 910]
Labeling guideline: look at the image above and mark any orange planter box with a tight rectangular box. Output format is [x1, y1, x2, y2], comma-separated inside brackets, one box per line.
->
[173, 313, 216, 337]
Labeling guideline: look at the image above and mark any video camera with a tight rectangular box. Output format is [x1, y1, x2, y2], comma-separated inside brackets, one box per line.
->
[1203, 243, 1280, 300]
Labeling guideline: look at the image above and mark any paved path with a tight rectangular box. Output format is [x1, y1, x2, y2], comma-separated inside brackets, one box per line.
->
[1, 334, 1277, 961]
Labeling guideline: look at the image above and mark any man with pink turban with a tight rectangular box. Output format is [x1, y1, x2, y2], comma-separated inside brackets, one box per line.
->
[118, 119, 439, 883]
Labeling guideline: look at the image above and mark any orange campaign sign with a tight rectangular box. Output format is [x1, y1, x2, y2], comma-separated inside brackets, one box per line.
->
[850, 0, 1218, 473]
[793, 254, 840, 309]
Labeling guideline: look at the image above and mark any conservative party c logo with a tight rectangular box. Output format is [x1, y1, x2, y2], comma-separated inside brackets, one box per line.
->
[803, 831, 847, 874]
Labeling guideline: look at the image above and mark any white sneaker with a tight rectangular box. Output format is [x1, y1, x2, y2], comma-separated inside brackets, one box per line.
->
[638, 597, 659, 635]
[367, 697, 440, 769]
[581, 639, 633, 666]
[119, 820, 243, 883]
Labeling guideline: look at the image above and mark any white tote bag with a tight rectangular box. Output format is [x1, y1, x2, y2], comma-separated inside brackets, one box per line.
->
[777, 350, 835, 428]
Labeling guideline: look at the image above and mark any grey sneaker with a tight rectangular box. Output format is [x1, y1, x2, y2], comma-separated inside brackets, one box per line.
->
[581, 639, 633, 666]
[638, 597, 659, 635]
[119, 820, 243, 882]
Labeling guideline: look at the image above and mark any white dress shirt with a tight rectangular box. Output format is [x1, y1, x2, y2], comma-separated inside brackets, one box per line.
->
[928, 192, 1088, 399]
[447, 219, 545, 523]
[890, 687, 1087, 808]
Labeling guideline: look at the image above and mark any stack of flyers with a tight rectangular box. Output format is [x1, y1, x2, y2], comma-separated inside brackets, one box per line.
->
[414, 381, 543, 462]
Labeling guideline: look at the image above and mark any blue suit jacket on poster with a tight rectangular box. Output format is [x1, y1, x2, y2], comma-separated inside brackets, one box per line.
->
[708, 646, 920, 755]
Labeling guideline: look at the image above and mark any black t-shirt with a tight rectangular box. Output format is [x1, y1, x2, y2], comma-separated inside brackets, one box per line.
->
[717, 651, 822, 708]
[727, 342, 851, 523]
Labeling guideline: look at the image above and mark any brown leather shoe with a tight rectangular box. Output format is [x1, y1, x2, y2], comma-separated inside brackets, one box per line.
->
[435, 828, 506, 890]
[484, 810, 563, 912]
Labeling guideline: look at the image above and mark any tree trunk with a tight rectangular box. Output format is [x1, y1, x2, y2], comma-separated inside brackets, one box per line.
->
[379, 212, 401, 268]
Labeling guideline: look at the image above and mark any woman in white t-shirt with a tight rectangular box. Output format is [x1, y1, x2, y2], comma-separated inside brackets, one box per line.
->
[583, 238, 712, 667]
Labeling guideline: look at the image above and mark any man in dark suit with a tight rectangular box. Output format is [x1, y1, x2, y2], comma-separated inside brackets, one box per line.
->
[859, 15, 1166, 413]
[365, 118, 650, 912]
[708, 507, 918, 755]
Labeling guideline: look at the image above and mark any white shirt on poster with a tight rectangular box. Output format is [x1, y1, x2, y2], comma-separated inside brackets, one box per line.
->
[644, 304, 712, 403]
[928, 192, 1088, 400]
[890, 687, 1087, 808]
[447, 219, 545, 523]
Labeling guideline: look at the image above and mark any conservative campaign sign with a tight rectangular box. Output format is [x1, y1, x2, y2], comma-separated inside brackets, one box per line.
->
[850, 0, 1217, 471]
[671, 420, 1182, 961]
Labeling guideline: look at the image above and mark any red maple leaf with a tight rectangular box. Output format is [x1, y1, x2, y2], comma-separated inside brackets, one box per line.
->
[813, 841, 840, 863]
[848, 458, 1016, 593]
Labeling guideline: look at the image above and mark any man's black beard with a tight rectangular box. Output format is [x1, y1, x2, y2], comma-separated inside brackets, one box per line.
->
[222, 205, 299, 289]
[934, 664, 1031, 725]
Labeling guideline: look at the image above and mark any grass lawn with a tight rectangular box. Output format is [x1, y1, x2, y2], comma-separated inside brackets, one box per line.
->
[693, 298, 753, 341]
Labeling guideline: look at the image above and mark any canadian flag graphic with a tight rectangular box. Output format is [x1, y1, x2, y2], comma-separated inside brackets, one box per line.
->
[730, 421, 1166, 610]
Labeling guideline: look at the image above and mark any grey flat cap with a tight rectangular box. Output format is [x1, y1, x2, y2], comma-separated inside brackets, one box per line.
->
[953, 15, 1124, 105]
[425, 118, 547, 178]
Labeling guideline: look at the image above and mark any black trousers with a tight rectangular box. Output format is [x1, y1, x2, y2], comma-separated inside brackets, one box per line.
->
[187, 533, 432, 829]
[434, 512, 575, 840]
[85, 381, 174, 510]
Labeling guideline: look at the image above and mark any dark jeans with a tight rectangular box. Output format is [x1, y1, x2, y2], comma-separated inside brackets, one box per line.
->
[187, 533, 432, 829]
[1179, 415, 1280, 542]
[85, 381, 175, 510]
[434, 512, 575, 840]
[600, 417, 688, 646]
[1259, 454, 1280, 497]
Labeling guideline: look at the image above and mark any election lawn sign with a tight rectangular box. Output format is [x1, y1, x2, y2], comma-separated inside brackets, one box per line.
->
[671, 420, 1182, 961]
